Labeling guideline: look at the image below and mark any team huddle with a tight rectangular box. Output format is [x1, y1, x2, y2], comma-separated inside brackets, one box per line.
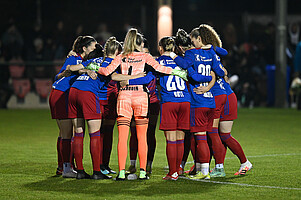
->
[49, 24, 252, 181]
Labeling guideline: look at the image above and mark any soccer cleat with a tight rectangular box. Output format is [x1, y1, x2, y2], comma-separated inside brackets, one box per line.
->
[114, 170, 126, 181]
[91, 171, 112, 180]
[189, 171, 210, 180]
[185, 165, 196, 175]
[100, 165, 110, 175]
[139, 170, 149, 180]
[56, 167, 63, 175]
[76, 170, 91, 179]
[104, 165, 117, 174]
[126, 165, 136, 174]
[234, 160, 253, 175]
[163, 172, 178, 181]
[146, 165, 152, 174]
[62, 169, 77, 178]
[209, 168, 226, 178]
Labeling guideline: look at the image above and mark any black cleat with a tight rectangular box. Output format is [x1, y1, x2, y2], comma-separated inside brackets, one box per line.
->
[114, 173, 125, 181]
[56, 167, 63, 175]
[105, 165, 117, 174]
[91, 171, 112, 180]
[76, 170, 90, 179]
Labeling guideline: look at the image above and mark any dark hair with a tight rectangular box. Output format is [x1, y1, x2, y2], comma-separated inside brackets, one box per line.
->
[85, 43, 103, 60]
[175, 29, 192, 48]
[143, 38, 149, 49]
[72, 36, 97, 54]
[190, 24, 222, 48]
[159, 36, 175, 52]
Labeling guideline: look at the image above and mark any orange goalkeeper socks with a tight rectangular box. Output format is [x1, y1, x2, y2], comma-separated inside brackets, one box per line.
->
[117, 117, 131, 171]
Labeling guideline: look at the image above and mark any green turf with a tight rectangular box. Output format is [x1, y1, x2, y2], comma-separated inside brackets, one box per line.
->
[0, 108, 300, 199]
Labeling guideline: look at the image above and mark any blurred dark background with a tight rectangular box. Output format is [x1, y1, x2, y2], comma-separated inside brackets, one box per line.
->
[0, 0, 301, 108]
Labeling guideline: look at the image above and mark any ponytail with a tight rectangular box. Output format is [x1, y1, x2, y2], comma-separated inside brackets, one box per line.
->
[175, 29, 193, 49]
[72, 35, 96, 54]
[123, 28, 143, 56]
[101, 36, 122, 66]
[159, 36, 175, 52]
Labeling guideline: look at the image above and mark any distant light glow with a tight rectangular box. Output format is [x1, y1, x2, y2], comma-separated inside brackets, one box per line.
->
[157, 5, 172, 43]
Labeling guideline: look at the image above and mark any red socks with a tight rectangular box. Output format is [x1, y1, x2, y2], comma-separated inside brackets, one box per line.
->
[89, 130, 101, 171]
[74, 132, 84, 170]
[176, 139, 184, 172]
[219, 132, 247, 164]
[166, 138, 184, 175]
[166, 140, 177, 175]
[57, 137, 63, 169]
[61, 139, 71, 164]
[195, 135, 210, 163]
[207, 127, 225, 164]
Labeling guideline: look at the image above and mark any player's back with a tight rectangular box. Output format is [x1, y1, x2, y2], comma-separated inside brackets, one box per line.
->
[119, 51, 148, 75]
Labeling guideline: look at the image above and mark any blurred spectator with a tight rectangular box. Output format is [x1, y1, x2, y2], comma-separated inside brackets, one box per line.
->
[294, 41, 301, 73]
[1, 19, 24, 60]
[0, 39, 12, 108]
[287, 22, 300, 68]
[93, 23, 112, 45]
[26, 37, 53, 78]
[52, 20, 68, 59]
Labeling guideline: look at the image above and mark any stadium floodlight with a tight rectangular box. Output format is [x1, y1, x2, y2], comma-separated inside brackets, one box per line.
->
[157, 0, 172, 44]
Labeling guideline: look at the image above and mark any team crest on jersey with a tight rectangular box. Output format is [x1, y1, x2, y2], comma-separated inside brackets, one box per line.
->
[166, 60, 175, 65]
[195, 54, 212, 62]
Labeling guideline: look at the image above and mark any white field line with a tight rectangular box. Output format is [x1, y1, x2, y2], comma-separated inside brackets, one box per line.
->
[178, 176, 301, 191]
[170, 153, 301, 191]
[183, 153, 301, 165]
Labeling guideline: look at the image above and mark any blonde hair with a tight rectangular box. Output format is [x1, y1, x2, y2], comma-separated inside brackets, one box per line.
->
[159, 36, 175, 52]
[101, 36, 121, 66]
[190, 24, 222, 48]
[122, 28, 143, 56]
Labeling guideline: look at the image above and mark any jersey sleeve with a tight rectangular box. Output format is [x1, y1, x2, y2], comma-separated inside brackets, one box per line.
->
[98, 55, 121, 76]
[187, 67, 212, 83]
[55, 56, 77, 80]
[211, 52, 225, 77]
[82, 59, 92, 67]
[174, 56, 190, 69]
[183, 50, 195, 67]
[145, 53, 173, 74]
[128, 72, 156, 85]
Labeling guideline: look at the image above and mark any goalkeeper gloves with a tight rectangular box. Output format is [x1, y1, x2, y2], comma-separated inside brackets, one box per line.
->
[171, 68, 188, 81]
[86, 62, 100, 72]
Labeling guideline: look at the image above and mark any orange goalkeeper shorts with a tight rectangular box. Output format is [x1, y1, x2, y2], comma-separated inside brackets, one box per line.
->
[117, 87, 149, 119]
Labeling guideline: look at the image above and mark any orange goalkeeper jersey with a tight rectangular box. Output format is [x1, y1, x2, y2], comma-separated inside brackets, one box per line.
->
[98, 51, 173, 79]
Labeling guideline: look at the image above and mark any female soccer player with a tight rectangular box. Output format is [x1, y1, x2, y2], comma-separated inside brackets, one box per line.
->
[156, 37, 191, 180]
[127, 38, 160, 175]
[191, 24, 228, 178]
[93, 28, 186, 180]
[194, 44, 253, 176]
[170, 27, 226, 179]
[49, 35, 97, 178]
[67, 37, 145, 179]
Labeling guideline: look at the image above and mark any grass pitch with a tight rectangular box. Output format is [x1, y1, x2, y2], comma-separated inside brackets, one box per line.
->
[0, 108, 300, 199]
